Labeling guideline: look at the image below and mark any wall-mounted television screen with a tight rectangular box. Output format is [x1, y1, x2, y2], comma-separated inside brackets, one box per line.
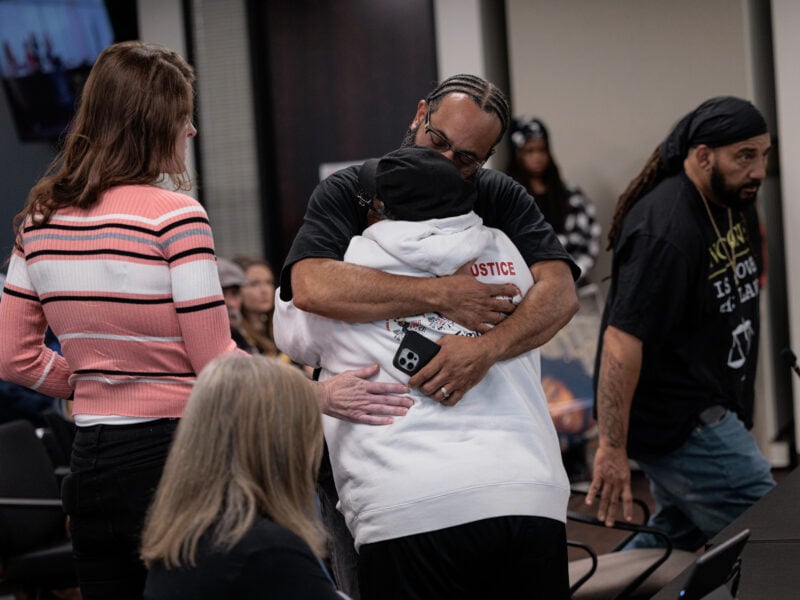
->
[0, 0, 117, 142]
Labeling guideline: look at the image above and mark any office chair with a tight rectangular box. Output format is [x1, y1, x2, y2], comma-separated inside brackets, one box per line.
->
[567, 485, 697, 599]
[0, 419, 77, 596]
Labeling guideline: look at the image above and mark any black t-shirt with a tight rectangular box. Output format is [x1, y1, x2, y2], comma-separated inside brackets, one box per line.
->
[279, 166, 578, 298]
[144, 518, 343, 599]
[595, 173, 762, 457]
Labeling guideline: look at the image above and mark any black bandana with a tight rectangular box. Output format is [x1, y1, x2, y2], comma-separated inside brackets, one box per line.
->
[359, 147, 476, 221]
[660, 96, 768, 175]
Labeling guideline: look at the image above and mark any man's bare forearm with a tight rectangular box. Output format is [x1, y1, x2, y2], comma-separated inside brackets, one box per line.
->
[478, 260, 579, 362]
[292, 258, 442, 322]
[586, 325, 642, 525]
[596, 326, 643, 449]
[291, 258, 520, 329]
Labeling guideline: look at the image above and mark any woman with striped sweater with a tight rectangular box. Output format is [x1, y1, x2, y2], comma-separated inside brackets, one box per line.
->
[0, 41, 236, 599]
[0, 40, 412, 599]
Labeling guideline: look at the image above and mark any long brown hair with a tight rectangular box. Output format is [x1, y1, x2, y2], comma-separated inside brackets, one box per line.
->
[12, 41, 195, 246]
[141, 354, 326, 568]
[505, 140, 571, 233]
[606, 145, 663, 250]
[233, 256, 279, 356]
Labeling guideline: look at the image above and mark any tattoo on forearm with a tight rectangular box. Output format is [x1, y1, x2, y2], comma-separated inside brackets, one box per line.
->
[598, 351, 627, 449]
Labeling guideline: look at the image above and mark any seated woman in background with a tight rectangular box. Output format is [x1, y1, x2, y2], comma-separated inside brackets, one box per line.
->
[234, 255, 313, 374]
[141, 354, 346, 599]
[506, 116, 601, 282]
[232, 256, 284, 357]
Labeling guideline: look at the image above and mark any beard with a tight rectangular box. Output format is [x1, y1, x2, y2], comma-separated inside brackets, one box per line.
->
[400, 123, 419, 148]
[710, 165, 760, 209]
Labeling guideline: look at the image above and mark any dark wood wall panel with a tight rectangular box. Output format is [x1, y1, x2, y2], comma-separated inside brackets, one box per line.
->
[248, 0, 437, 267]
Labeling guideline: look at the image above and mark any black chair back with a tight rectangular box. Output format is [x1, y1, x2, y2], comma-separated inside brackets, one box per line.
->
[0, 420, 64, 555]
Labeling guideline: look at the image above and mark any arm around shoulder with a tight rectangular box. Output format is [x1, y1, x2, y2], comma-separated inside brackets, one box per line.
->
[291, 257, 459, 323]
[291, 256, 523, 330]
[478, 259, 579, 363]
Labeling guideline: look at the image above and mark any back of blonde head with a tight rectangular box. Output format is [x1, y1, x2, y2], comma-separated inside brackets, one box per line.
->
[141, 354, 325, 568]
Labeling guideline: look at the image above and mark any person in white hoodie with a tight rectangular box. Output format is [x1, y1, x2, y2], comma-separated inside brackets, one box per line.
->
[274, 147, 569, 600]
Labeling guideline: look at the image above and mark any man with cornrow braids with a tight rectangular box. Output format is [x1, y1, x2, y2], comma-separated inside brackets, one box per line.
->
[587, 96, 775, 551]
[279, 74, 579, 598]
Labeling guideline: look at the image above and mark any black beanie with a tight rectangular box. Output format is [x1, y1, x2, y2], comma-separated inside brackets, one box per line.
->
[359, 147, 476, 221]
[660, 96, 768, 174]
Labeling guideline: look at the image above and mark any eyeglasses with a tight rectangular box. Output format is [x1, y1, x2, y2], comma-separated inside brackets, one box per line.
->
[424, 110, 489, 176]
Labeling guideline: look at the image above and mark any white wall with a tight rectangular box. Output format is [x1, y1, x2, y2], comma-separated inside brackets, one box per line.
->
[434, 0, 486, 79]
[505, 0, 751, 288]
[433, 0, 510, 168]
[137, 0, 187, 54]
[772, 0, 800, 453]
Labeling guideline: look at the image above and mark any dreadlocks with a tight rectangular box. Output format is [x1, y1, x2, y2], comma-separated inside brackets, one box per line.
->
[425, 74, 510, 145]
[606, 145, 663, 250]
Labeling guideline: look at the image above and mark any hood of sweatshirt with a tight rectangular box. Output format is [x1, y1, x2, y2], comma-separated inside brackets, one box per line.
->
[351, 212, 491, 277]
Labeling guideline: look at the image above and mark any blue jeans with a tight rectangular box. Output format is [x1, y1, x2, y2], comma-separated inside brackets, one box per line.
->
[625, 410, 774, 551]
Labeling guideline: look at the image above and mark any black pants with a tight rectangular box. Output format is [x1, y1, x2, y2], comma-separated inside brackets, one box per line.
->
[318, 444, 361, 598]
[358, 515, 570, 600]
[61, 418, 179, 600]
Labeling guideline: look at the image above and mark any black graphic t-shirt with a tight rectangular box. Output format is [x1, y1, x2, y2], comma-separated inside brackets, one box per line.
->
[595, 172, 762, 457]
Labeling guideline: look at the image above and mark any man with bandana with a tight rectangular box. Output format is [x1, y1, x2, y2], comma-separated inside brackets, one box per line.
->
[587, 96, 776, 550]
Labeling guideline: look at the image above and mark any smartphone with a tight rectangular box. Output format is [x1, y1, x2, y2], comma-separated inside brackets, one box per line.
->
[392, 330, 441, 375]
[677, 528, 750, 600]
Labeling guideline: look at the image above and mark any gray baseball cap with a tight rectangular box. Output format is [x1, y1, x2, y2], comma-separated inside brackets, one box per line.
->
[217, 258, 247, 289]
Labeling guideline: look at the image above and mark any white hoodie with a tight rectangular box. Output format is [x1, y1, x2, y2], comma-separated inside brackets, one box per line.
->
[274, 212, 569, 548]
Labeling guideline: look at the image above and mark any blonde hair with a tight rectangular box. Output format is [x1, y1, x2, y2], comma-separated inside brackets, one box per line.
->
[140, 354, 325, 568]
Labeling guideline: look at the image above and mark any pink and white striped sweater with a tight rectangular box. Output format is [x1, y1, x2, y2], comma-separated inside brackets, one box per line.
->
[0, 185, 236, 419]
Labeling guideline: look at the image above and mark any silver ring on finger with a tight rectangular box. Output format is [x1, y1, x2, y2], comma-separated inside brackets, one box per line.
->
[440, 386, 450, 399]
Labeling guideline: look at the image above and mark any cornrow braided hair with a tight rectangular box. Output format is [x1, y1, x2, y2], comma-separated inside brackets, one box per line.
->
[607, 145, 664, 250]
[426, 74, 510, 145]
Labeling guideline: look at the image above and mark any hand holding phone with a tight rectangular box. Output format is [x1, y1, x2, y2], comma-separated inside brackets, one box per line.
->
[392, 330, 440, 375]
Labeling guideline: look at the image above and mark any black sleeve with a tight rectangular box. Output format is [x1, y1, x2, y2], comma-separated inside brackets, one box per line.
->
[606, 233, 692, 345]
[279, 166, 368, 299]
[474, 169, 580, 280]
[238, 529, 343, 599]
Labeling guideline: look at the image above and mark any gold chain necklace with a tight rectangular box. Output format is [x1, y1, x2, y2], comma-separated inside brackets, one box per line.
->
[700, 192, 739, 288]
